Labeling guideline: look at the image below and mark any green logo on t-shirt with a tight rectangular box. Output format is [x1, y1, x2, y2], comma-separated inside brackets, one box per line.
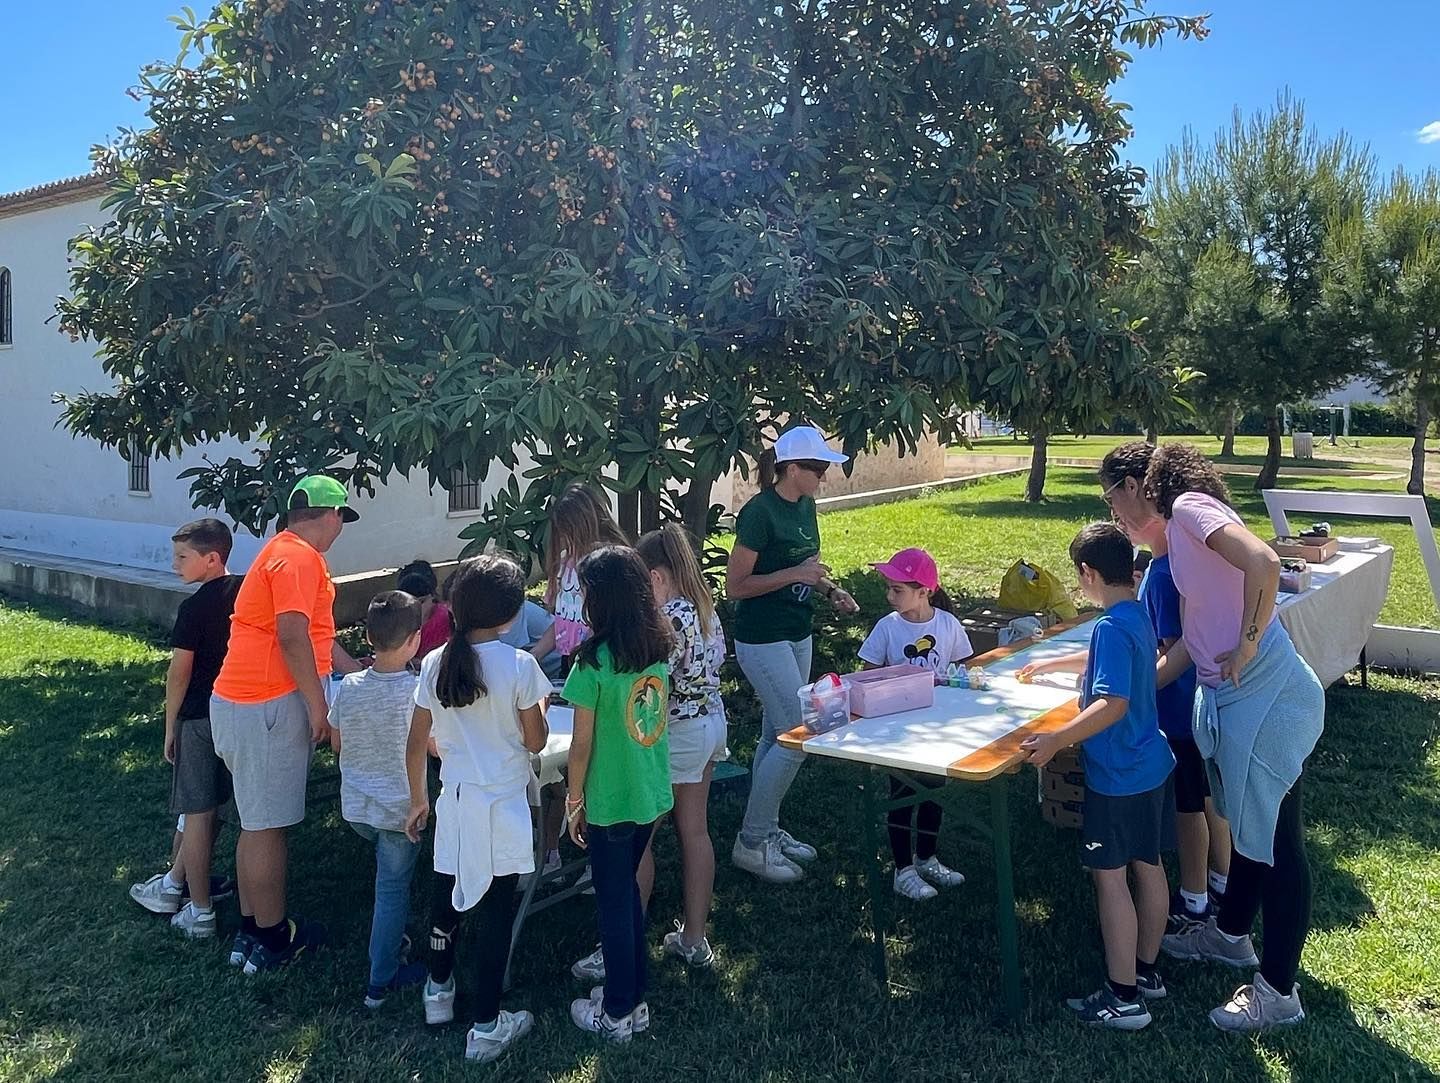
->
[625, 675, 668, 748]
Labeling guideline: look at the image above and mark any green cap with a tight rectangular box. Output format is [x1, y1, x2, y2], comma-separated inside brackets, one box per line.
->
[288, 475, 360, 523]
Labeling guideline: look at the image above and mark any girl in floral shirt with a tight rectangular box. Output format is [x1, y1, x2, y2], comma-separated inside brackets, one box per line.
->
[634, 524, 728, 967]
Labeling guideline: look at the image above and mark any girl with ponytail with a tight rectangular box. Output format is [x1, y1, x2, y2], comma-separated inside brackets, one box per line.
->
[404, 554, 551, 1061]
[632, 524, 728, 967]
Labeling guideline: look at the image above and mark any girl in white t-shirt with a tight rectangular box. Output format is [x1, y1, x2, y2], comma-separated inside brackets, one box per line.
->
[859, 548, 973, 901]
[404, 555, 550, 1065]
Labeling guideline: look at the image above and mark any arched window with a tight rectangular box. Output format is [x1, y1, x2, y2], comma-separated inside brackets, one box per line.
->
[0, 268, 11, 345]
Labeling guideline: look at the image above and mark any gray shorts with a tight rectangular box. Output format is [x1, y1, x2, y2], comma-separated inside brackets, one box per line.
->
[210, 691, 313, 831]
[168, 715, 233, 815]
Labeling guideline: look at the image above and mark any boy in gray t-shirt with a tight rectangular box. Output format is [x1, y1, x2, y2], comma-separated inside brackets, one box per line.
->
[330, 591, 426, 1008]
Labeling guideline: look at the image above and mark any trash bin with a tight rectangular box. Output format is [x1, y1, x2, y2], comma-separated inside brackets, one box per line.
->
[1292, 431, 1314, 460]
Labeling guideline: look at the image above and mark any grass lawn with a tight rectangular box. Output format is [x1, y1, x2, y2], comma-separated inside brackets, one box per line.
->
[960, 434, 1435, 473]
[4, 472, 1440, 1080]
[810, 468, 1440, 632]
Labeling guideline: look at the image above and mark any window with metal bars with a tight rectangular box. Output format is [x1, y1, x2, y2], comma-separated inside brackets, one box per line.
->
[0, 267, 11, 345]
[127, 434, 150, 493]
[448, 466, 482, 512]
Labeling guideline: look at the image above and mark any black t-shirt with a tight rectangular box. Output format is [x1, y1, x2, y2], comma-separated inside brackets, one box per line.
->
[171, 575, 245, 720]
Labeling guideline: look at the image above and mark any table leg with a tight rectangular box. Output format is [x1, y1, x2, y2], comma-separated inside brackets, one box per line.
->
[1360, 646, 1369, 690]
[504, 795, 548, 991]
[989, 777, 1023, 1023]
[861, 771, 891, 988]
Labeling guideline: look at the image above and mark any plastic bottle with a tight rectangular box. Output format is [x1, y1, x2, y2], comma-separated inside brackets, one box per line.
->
[955, 665, 970, 690]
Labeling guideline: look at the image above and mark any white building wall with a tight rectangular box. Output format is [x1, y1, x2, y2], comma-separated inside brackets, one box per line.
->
[0, 194, 511, 577]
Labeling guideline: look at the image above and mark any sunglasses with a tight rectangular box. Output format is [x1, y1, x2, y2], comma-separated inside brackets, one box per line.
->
[793, 460, 831, 478]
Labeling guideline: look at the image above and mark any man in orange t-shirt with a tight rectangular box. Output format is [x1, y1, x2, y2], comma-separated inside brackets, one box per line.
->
[211, 475, 359, 972]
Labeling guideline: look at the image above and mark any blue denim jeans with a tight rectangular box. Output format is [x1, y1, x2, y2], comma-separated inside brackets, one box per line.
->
[349, 822, 422, 988]
[587, 819, 656, 1019]
[736, 637, 813, 847]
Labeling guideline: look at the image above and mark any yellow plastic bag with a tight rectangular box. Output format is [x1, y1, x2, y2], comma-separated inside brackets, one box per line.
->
[998, 560, 1077, 621]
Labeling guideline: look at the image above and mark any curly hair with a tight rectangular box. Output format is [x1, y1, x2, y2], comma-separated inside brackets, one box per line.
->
[1145, 443, 1231, 518]
[1098, 441, 1155, 490]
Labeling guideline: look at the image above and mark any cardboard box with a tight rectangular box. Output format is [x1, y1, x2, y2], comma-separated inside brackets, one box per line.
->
[1271, 535, 1339, 564]
[1041, 798, 1083, 830]
[1039, 746, 1084, 827]
[960, 606, 1058, 656]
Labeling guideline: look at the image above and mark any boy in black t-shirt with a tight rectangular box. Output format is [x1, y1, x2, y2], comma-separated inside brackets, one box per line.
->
[128, 519, 245, 939]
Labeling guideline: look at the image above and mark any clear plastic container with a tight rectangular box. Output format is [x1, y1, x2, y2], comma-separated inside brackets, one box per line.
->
[799, 673, 851, 734]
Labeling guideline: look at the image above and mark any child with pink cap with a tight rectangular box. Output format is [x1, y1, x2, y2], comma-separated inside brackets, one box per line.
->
[858, 548, 974, 901]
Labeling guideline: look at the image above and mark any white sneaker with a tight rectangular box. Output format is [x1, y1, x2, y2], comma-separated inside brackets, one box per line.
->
[662, 921, 715, 968]
[1210, 973, 1305, 1033]
[894, 866, 939, 901]
[423, 977, 456, 1025]
[129, 873, 183, 915]
[915, 855, 966, 889]
[464, 1010, 534, 1062]
[570, 994, 638, 1041]
[571, 946, 606, 981]
[589, 986, 650, 1032]
[170, 902, 216, 939]
[775, 829, 817, 864]
[732, 836, 804, 883]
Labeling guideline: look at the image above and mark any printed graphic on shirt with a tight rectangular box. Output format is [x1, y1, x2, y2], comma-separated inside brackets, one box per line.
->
[902, 634, 939, 667]
[626, 674, 668, 747]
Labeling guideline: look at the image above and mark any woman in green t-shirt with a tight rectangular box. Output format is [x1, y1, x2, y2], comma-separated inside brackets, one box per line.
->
[726, 426, 859, 884]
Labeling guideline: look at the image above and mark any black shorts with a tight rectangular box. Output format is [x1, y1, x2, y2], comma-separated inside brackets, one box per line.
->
[1080, 776, 1177, 871]
[1169, 736, 1210, 815]
[169, 716, 234, 815]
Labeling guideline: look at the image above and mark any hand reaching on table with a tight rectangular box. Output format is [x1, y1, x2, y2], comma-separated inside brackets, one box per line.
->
[1020, 731, 1063, 768]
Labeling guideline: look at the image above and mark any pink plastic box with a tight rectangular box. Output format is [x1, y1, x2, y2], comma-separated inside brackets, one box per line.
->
[844, 665, 935, 717]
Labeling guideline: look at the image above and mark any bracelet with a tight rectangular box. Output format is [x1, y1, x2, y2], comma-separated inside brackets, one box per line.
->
[565, 794, 584, 810]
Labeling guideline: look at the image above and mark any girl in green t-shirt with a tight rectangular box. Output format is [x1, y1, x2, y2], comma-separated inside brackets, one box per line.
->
[562, 546, 675, 1042]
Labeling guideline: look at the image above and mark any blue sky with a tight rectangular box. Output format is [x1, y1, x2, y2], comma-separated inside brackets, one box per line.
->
[1, 0, 1437, 195]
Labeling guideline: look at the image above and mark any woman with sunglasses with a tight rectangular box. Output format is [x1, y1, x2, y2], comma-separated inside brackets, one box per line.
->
[726, 426, 859, 883]
[1098, 441, 1323, 1034]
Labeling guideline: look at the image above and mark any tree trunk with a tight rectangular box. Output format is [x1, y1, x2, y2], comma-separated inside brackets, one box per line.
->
[640, 488, 662, 535]
[1255, 410, 1282, 490]
[681, 473, 716, 543]
[616, 490, 640, 541]
[1024, 425, 1048, 503]
[1144, 424, 1158, 446]
[1220, 406, 1237, 458]
[1408, 397, 1430, 496]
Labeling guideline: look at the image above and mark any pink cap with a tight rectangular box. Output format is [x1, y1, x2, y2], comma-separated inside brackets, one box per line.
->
[870, 548, 940, 591]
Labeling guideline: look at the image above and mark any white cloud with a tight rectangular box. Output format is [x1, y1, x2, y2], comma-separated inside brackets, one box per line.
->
[1419, 121, 1440, 144]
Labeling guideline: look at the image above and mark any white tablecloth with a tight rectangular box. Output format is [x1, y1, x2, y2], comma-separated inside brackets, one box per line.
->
[1275, 544, 1394, 687]
[535, 705, 573, 787]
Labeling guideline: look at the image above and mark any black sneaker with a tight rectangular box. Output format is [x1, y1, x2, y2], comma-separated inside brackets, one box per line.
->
[1136, 970, 1168, 1000]
[1065, 986, 1152, 1030]
[243, 918, 326, 974]
[228, 930, 257, 967]
[181, 875, 236, 904]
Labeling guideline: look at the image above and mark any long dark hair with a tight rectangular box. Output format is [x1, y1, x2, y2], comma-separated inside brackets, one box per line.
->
[1146, 443, 1232, 519]
[636, 523, 716, 630]
[546, 484, 628, 583]
[573, 546, 673, 674]
[434, 554, 526, 709]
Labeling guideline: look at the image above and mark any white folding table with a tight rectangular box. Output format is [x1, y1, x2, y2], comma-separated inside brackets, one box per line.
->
[778, 619, 1096, 1022]
[1274, 543, 1395, 687]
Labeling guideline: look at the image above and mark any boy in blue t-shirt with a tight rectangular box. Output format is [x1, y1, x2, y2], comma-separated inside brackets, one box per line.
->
[1136, 544, 1231, 934]
[1021, 523, 1175, 1031]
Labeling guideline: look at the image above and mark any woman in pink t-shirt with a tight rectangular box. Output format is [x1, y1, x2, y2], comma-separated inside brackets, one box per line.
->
[1098, 442, 1324, 1034]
